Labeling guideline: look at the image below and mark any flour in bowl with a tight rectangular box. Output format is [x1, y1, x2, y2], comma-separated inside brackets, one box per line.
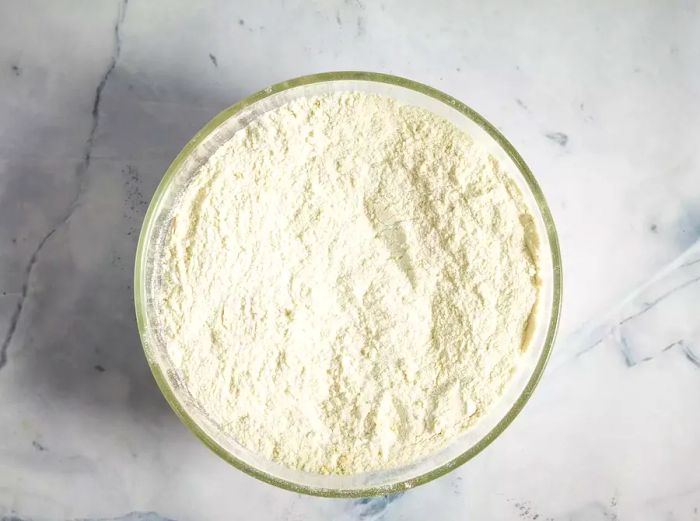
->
[156, 92, 540, 474]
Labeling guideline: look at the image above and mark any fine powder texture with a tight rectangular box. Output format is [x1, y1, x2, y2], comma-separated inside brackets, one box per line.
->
[156, 92, 541, 474]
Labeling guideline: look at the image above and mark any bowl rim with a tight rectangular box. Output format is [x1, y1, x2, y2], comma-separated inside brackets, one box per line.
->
[134, 70, 562, 498]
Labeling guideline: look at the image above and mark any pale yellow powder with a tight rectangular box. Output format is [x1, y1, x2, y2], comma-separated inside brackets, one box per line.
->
[156, 92, 540, 474]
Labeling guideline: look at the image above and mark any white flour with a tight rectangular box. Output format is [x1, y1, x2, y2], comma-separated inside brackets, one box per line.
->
[156, 92, 540, 474]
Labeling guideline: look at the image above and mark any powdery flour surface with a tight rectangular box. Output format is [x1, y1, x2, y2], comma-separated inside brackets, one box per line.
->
[156, 92, 540, 474]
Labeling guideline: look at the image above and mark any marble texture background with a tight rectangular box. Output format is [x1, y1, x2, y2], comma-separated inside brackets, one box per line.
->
[1, 0, 699, 519]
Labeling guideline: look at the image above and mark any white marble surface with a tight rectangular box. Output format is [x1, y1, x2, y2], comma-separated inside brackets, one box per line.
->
[1, 0, 699, 519]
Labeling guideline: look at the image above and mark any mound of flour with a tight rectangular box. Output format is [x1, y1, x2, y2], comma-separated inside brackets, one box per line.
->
[156, 92, 540, 474]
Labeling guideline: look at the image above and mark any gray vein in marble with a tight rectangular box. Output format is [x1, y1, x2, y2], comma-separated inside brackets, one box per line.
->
[619, 335, 634, 367]
[681, 342, 700, 369]
[356, 15, 366, 36]
[0, 0, 129, 371]
[31, 440, 47, 452]
[544, 132, 568, 147]
[578, 331, 696, 370]
[89, 0, 128, 159]
[87, 514, 175, 521]
[0, 513, 176, 521]
[0, 227, 56, 369]
[511, 499, 550, 520]
[575, 337, 603, 359]
[577, 332, 698, 372]
[622, 339, 682, 367]
[559, 241, 700, 369]
[662, 341, 680, 353]
[354, 493, 403, 519]
[564, 501, 619, 521]
[618, 275, 700, 326]
[680, 257, 700, 268]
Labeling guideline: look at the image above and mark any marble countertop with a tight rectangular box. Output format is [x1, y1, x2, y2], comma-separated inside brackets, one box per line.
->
[1, 1, 699, 519]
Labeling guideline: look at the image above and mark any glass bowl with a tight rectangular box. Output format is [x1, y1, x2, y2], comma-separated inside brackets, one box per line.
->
[134, 71, 562, 497]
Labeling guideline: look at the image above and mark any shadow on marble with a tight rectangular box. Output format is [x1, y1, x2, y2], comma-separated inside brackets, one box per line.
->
[1, 65, 240, 432]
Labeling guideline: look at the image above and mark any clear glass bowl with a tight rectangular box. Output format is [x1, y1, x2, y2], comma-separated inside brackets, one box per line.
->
[134, 71, 562, 497]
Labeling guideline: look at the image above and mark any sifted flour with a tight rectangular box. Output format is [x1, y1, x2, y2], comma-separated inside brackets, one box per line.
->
[156, 92, 541, 474]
